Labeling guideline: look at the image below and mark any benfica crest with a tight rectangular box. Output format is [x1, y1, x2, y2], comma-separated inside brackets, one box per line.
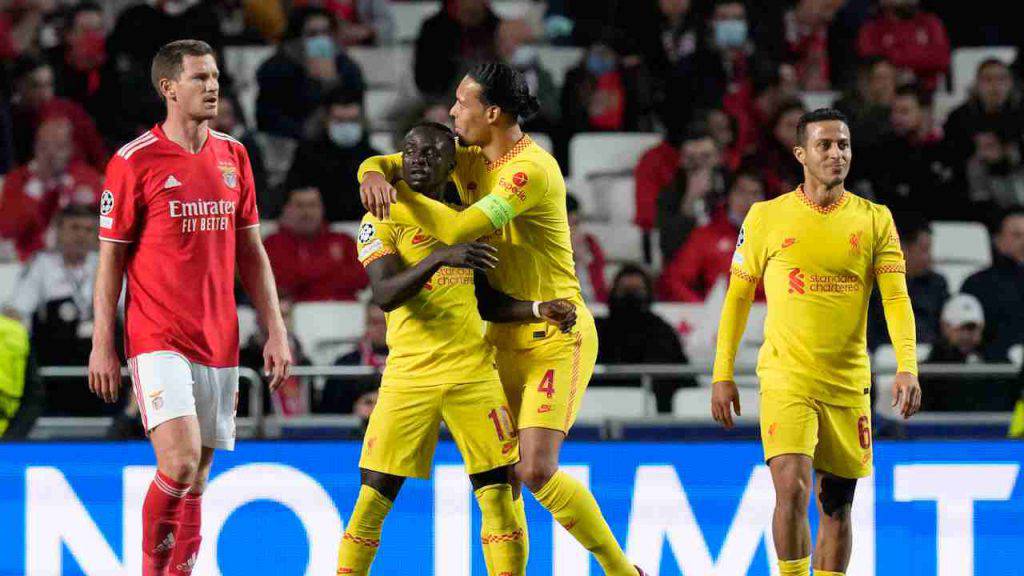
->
[219, 164, 239, 188]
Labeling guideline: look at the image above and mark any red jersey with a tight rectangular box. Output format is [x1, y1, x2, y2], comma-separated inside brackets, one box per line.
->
[99, 125, 259, 366]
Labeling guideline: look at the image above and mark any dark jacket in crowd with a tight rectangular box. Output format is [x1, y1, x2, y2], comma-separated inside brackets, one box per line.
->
[920, 339, 1019, 412]
[961, 252, 1024, 361]
[286, 137, 381, 221]
[414, 5, 500, 98]
[868, 270, 949, 351]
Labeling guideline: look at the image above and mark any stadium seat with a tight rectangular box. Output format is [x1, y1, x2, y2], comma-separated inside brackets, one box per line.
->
[873, 343, 933, 372]
[672, 382, 759, 420]
[536, 46, 585, 89]
[799, 91, 839, 111]
[931, 91, 962, 126]
[577, 387, 652, 421]
[931, 221, 991, 267]
[1009, 344, 1023, 367]
[330, 221, 362, 240]
[935, 262, 984, 293]
[950, 46, 1017, 98]
[370, 131, 394, 153]
[259, 220, 278, 238]
[587, 223, 644, 262]
[0, 263, 22, 304]
[529, 132, 553, 153]
[291, 302, 365, 365]
[237, 305, 259, 346]
[252, 132, 298, 190]
[568, 133, 661, 181]
[347, 46, 413, 88]
[222, 45, 275, 126]
[365, 89, 401, 130]
[586, 175, 636, 223]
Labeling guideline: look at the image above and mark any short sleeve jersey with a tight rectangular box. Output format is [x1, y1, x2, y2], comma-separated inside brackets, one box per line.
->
[355, 198, 496, 384]
[99, 126, 259, 366]
[729, 188, 906, 406]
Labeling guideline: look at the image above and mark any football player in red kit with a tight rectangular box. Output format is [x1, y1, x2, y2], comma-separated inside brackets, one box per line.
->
[88, 39, 292, 575]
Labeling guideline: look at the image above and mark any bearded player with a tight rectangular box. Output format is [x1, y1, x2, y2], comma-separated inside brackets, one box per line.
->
[711, 108, 922, 576]
[359, 63, 645, 575]
[89, 40, 291, 575]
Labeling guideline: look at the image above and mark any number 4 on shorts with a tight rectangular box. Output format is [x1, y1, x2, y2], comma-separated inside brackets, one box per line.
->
[538, 369, 555, 398]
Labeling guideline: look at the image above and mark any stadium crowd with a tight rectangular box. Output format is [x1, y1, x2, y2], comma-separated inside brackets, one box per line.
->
[1, 0, 1023, 426]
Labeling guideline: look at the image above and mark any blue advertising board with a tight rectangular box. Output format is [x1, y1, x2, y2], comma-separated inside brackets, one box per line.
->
[2, 440, 1021, 575]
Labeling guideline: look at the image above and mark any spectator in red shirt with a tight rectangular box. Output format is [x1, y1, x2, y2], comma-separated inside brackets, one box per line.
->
[0, 117, 102, 261]
[856, 0, 950, 92]
[46, 2, 107, 109]
[264, 185, 369, 302]
[659, 167, 764, 302]
[9, 56, 108, 171]
[566, 193, 608, 303]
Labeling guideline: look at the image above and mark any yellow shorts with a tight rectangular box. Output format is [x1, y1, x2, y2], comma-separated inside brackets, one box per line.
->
[760, 388, 873, 479]
[494, 313, 598, 434]
[359, 377, 519, 479]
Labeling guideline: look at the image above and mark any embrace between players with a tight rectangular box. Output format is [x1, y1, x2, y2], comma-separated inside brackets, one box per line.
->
[88, 37, 920, 576]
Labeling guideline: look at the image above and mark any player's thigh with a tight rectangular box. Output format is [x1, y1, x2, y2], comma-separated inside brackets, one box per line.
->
[442, 378, 519, 476]
[192, 363, 239, 451]
[814, 396, 873, 479]
[360, 380, 444, 480]
[760, 388, 821, 464]
[510, 321, 598, 434]
[129, 352, 200, 438]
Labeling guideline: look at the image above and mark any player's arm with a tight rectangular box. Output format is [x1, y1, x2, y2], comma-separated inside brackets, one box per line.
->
[237, 226, 292, 391]
[711, 205, 766, 428]
[874, 207, 921, 419]
[89, 240, 127, 404]
[365, 243, 498, 311]
[358, 153, 404, 219]
[473, 271, 576, 333]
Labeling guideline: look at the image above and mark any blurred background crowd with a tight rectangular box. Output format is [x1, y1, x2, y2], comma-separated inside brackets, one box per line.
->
[1, 0, 1023, 435]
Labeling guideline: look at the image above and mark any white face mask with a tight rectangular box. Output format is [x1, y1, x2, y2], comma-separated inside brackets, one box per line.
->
[328, 121, 363, 148]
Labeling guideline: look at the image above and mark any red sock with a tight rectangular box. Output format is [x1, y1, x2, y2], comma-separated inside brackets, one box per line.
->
[142, 470, 191, 575]
[167, 492, 203, 575]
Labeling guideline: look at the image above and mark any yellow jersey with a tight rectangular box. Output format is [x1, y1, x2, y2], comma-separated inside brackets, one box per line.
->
[717, 187, 911, 406]
[355, 206, 496, 383]
[359, 135, 586, 349]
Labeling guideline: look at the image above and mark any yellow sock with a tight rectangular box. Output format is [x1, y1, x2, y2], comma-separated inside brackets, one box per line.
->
[513, 492, 529, 564]
[814, 571, 844, 576]
[475, 484, 527, 576]
[532, 470, 634, 576]
[779, 556, 811, 576]
[337, 485, 392, 576]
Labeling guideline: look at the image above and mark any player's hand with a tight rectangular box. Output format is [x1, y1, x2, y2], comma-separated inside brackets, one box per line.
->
[539, 299, 576, 333]
[360, 172, 398, 220]
[263, 332, 293, 392]
[711, 380, 741, 429]
[891, 371, 921, 419]
[88, 345, 122, 404]
[438, 242, 498, 271]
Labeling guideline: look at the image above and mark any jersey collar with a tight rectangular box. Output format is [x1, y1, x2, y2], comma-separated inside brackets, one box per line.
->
[485, 134, 533, 172]
[152, 123, 212, 156]
[795, 184, 848, 215]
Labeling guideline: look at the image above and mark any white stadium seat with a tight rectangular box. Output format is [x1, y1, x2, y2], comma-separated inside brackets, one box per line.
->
[291, 302, 365, 365]
[0, 263, 22, 304]
[330, 221, 362, 240]
[370, 131, 395, 154]
[348, 46, 413, 88]
[872, 343, 933, 372]
[931, 91, 962, 126]
[935, 263, 983, 293]
[365, 89, 401, 130]
[587, 223, 644, 262]
[799, 91, 839, 112]
[951, 46, 1017, 98]
[569, 133, 661, 181]
[529, 132, 553, 153]
[222, 45, 275, 126]
[536, 46, 584, 89]
[585, 175, 635, 223]
[577, 387, 652, 421]
[259, 220, 278, 239]
[931, 221, 991, 266]
[237, 305, 259, 346]
[672, 384, 759, 420]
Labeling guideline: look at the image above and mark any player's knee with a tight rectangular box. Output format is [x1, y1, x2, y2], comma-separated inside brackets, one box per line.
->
[515, 460, 557, 492]
[161, 449, 200, 484]
[775, 475, 811, 513]
[819, 475, 856, 520]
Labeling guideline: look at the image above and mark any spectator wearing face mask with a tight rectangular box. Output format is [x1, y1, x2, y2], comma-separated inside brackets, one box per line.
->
[263, 186, 368, 302]
[293, 0, 395, 46]
[256, 6, 365, 139]
[596, 264, 695, 413]
[965, 129, 1024, 216]
[285, 86, 380, 221]
[659, 168, 765, 302]
[0, 117, 102, 261]
[856, 0, 950, 92]
[561, 31, 655, 137]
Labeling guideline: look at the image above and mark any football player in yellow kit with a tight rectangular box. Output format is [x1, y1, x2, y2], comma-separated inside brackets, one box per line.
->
[337, 123, 577, 576]
[711, 108, 922, 576]
[359, 63, 646, 576]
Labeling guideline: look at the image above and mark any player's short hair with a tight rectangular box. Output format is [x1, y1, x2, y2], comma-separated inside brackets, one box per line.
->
[467, 62, 541, 123]
[407, 121, 456, 154]
[150, 39, 215, 97]
[796, 108, 849, 145]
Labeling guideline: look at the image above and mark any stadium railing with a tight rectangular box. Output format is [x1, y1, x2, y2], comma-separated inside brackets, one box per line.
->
[30, 363, 1019, 441]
